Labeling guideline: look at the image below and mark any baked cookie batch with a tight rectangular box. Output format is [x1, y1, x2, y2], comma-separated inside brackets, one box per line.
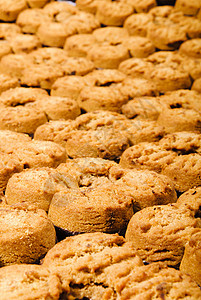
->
[0, 0, 201, 299]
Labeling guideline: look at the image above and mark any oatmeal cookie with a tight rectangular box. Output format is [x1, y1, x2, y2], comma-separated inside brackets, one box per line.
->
[64, 33, 96, 57]
[0, 0, 27, 21]
[123, 12, 152, 37]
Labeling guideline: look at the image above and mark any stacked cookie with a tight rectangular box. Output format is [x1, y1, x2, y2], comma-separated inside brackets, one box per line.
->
[0, 0, 201, 298]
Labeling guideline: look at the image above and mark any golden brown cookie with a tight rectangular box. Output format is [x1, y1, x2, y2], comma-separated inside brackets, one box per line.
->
[64, 33, 96, 57]
[83, 69, 126, 87]
[77, 86, 128, 113]
[92, 26, 129, 44]
[115, 262, 201, 299]
[177, 186, 201, 215]
[7, 33, 41, 53]
[0, 23, 21, 38]
[96, 1, 133, 26]
[0, 152, 23, 193]
[125, 203, 201, 266]
[123, 36, 155, 58]
[0, 264, 62, 300]
[192, 78, 201, 93]
[0, 204, 56, 265]
[161, 153, 201, 192]
[0, 73, 20, 95]
[118, 57, 154, 77]
[27, 0, 50, 8]
[87, 43, 129, 69]
[180, 230, 201, 287]
[5, 167, 78, 211]
[0, 0, 27, 21]
[76, 0, 110, 14]
[123, 12, 152, 36]
[16, 8, 52, 33]
[125, 0, 157, 12]
[175, 0, 201, 16]
[121, 96, 162, 120]
[42, 232, 143, 296]
[120, 141, 177, 172]
[179, 38, 201, 58]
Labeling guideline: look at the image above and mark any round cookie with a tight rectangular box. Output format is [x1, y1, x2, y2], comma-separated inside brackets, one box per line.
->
[87, 43, 129, 69]
[123, 12, 152, 36]
[42, 1, 77, 18]
[121, 96, 162, 120]
[92, 26, 129, 45]
[116, 262, 201, 299]
[192, 78, 201, 93]
[182, 57, 201, 80]
[34, 120, 73, 147]
[0, 23, 21, 38]
[161, 153, 201, 192]
[177, 186, 201, 216]
[96, 1, 133, 26]
[0, 152, 23, 193]
[50, 75, 85, 100]
[0, 73, 20, 95]
[5, 167, 78, 211]
[60, 56, 95, 76]
[0, 0, 27, 21]
[157, 108, 201, 133]
[83, 69, 126, 87]
[7, 33, 41, 53]
[123, 36, 155, 58]
[118, 57, 154, 77]
[27, 0, 50, 8]
[64, 33, 96, 57]
[0, 204, 56, 265]
[16, 8, 52, 34]
[125, 203, 201, 266]
[175, 0, 201, 16]
[0, 129, 31, 144]
[0, 140, 66, 169]
[77, 86, 128, 113]
[76, 0, 110, 14]
[0, 264, 62, 300]
[125, 0, 157, 12]
[120, 142, 177, 173]
[180, 230, 201, 287]
[179, 38, 201, 58]
[42, 232, 143, 294]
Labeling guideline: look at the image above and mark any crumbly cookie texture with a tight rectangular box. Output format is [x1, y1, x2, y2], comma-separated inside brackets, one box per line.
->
[125, 203, 201, 266]
[42, 232, 143, 294]
[180, 230, 201, 287]
[0, 264, 62, 300]
[0, 204, 56, 265]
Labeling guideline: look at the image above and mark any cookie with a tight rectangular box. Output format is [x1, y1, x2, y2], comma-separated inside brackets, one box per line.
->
[0, 264, 62, 300]
[42, 232, 143, 296]
[5, 167, 78, 211]
[0, 40, 11, 59]
[16, 8, 52, 34]
[0, 0, 27, 21]
[115, 262, 201, 299]
[76, 0, 110, 14]
[175, 0, 201, 16]
[118, 77, 159, 99]
[60, 56, 95, 76]
[78, 86, 128, 113]
[161, 153, 201, 192]
[121, 96, 162, 120]
[42, 1, 77, 18]
[123, 12, 152, 36]
[0, 140, 66, 169]
[118, 57, 154, 77]
[64, 33, 96, 57]
[0, 152, 23, 193]
[120, 142, 177, 173]
[0, 73, 20, 95]
[180, 230, 201, 287]
[83, 69, 126, 87]
[92, 26, 129, 45]
[192, 78, 201, 93]
[96, 1, 133, 26]
[157, 107, 201, 133]
[7, 33, 41, 53]
[125, 0, 156, 13]
[0, 23, 21, 38]
[34, 120, 73, 147]
[50, 75, 85, 100]
[27, 0, 50, 8]
[123, 36, 155, 58]
[182, 57, 201, 80]
[87, 43, 129, 69]
[179, 38, 201, 58]
[0, 53, 32, 79]
[51, 75, 85, 100]
[177, 186, 201, 215]
[0, 204, 56, 265]
[0, 129, 31, 144]
[125, 203, 201, 266]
